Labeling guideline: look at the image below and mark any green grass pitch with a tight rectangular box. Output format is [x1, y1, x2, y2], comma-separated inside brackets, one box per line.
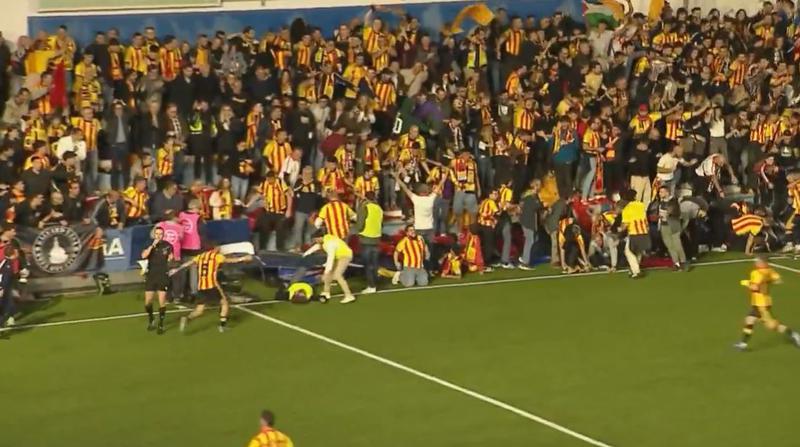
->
[5, 258, 800, 447]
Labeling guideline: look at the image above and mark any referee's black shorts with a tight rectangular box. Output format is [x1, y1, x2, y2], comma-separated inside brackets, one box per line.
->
[144, 271, 171, 292]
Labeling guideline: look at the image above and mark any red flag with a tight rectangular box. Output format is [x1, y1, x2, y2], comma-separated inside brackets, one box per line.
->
[50, 61, 67, 111]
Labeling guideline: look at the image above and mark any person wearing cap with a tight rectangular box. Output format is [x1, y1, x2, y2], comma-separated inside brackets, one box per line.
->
[628, 102, 681, 137]
[246, 410, 294, 447]
[303, 229, 356, 304]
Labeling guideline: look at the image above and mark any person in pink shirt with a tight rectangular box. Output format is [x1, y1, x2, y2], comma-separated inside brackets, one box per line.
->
[178, 200, 205, 300]
[156, 210, 184, 259]
[179, 200, 203, 256]
[156, 210, 185, 302]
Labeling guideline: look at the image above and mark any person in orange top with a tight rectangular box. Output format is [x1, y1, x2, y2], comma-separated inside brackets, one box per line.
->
[252, 171, 293, 251]
[247, 410, 294, 447]
[263, 129, 292, 174]
[477, 189, 501, 267]
[393, 224, 429, 287]
[317, 158, 347, 195]
[314, 190, 356, 239]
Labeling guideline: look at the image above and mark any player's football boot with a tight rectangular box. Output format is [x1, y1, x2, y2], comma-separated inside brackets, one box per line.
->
[733, 342, 748, 351]
[791, 332, 800, 348]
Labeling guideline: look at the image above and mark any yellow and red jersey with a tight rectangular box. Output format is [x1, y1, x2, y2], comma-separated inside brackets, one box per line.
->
[259, 179, 290, 214]
[318, 199, 354, 239]
[396, 234, 426, 269]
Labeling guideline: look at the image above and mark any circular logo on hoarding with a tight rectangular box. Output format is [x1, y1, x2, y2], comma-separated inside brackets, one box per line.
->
[31, 226, 82, 274]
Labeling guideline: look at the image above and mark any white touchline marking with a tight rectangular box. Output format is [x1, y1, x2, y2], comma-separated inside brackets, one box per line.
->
[768, 261, 800, 274]
[237, 305, 614, 447]
[0, 256, 771, 333]
[0, 300, 285, 332]
[363, 256, 767, 296]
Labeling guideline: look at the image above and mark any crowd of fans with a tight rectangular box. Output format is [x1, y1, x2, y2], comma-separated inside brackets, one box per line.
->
[0, 1, 799, 291]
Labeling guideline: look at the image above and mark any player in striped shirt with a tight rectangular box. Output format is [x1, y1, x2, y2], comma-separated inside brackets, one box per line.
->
[314, 190, 356, 240]
[247, 410, 294, 447]
[394, 225, 429, 287]
[172, 247, 253, 333]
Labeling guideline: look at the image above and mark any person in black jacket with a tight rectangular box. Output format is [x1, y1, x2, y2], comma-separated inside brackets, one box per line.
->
[187, 100, 216, 184]
[246, 65, 278, 107]
[20, 157, 51, 199]
[288, 98, 317, 166]
[104, 101, 133, 190]
[62, 180, 88, 224]
[91, 190, 126, 229]
[215, 104, 243, 164]
[167, 65, 197, 117]
[14, 194, 49, 228]
[135, 100, 164, 154]
[194, 63, 221, 106]
[291, 166, 322, 251]
[0, 244, 18, 329]
[518, 179, 542, 269]
[51, 151, 81, 194]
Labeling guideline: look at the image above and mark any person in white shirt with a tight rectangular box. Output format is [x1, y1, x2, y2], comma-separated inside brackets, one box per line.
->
[708, 106, 727, 157]
[693, 153, 736, 199]
[656, 144, 696, 194]
[393, 170, 437, 243]
[302, 231, 356, 304]
[279, 148, 303, 186]
[55, 128, 87, 162]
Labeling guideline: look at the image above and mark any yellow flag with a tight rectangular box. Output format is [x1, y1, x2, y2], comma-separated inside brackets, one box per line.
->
[648, 0, 665, 21]
[600, 0, 626, 20]
[448, 3, 495, 35]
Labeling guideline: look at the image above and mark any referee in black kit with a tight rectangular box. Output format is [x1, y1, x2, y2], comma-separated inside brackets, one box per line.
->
[141, 226, 174, 334]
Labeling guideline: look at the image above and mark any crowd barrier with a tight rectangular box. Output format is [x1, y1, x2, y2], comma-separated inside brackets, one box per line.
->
[102, 219, 251, 273]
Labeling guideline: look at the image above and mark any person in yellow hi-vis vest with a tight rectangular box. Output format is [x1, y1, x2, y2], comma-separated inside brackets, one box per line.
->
[302, 230, 356, 304]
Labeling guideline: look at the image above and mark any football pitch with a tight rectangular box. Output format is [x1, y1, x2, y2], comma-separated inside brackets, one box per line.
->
[6, 257, 800, 447]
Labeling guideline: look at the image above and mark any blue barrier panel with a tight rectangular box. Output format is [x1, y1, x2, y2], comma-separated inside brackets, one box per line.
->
[29, 0, 581, 47]
[204, 219, 251, 246]
[101, 219, 252, 273]
[102, 228, 132, 272]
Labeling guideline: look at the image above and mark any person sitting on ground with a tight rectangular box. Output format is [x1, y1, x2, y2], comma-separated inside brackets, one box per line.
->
[439, 247, 463, 279]
[393, 224, 429, 287]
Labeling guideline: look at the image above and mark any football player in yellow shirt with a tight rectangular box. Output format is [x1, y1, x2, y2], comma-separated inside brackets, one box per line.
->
[247, 410, 294, 447]
[734, 257, 800, 351]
